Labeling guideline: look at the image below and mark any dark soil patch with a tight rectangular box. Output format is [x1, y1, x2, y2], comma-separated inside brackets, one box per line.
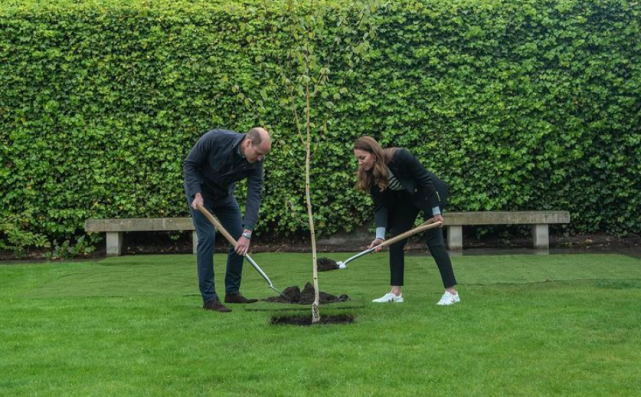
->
[317, 257, 339, 271]
[271, 314, 355, 326]
[263, 282, 349, 304]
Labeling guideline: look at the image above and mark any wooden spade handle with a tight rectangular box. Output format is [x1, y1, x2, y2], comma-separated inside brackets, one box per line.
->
[196, 204, 284, 295]
[196, 203, 238, 247]
[379, 219, 442, 248]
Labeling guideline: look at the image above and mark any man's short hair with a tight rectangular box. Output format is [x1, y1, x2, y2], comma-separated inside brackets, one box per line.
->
[247, 128, 263, 147]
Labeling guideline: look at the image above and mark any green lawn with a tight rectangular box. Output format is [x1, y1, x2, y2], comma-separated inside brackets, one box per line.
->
[1, 252, 640, 396]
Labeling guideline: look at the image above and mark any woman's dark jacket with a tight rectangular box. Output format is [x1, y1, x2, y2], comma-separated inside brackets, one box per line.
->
[370, 148, 449, 229]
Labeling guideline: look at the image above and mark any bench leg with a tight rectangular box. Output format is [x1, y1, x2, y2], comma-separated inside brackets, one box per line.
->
[192, 231, 198, 254]
[106, 232, 123, 256]
[447, 225, 463, 251]
[532, 224, 549, 249]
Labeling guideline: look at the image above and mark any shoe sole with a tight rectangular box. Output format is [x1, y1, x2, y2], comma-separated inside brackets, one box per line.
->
[372, 300, 404, 303]
[436, 299, 460, 306]
[225, 301, 259, 304]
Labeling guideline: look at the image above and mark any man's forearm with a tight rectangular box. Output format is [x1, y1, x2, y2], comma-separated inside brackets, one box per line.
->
[243, 169, 264, 230]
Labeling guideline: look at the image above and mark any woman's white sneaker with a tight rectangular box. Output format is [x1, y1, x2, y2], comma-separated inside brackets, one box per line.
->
[437, 291, 460, 305]
[372, 292, 404, 303]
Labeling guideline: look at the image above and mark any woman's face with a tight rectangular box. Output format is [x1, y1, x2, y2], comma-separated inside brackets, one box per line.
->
[354, 149, 375, 171]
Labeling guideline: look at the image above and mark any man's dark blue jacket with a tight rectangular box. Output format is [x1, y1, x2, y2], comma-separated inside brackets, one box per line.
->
[183, 129, 264, 230]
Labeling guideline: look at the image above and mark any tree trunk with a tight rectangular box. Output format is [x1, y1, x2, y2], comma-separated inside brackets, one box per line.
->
[305, 79, 321, 324]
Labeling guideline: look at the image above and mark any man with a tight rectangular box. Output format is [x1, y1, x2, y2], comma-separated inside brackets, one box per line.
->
[183, 127, 271, 313]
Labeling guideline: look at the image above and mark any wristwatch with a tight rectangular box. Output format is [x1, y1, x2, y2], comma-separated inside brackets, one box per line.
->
[242, 232, 252, 240]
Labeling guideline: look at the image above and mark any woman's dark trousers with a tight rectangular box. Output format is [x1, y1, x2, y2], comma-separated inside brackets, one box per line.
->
[388, 191, 457, 288]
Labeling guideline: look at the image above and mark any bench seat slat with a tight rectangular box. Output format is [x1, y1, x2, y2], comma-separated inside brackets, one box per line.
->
[444, 211, 570, 226]
[85, 218, 195, 232]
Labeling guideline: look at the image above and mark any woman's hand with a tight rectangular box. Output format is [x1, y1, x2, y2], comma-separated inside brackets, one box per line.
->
[433, 214, 444, 226]
[368, 238, 385, 253]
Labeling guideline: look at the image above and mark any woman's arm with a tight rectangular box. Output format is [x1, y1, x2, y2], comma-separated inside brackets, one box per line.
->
[400, 148, 442, 211]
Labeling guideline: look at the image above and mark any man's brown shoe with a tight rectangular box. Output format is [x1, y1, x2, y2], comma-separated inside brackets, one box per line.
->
[224, 292, 259, 304]
[202, 298, 232, 313]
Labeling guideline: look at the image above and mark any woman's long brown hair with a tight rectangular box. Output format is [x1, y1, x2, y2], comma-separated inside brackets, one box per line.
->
[354, 136, 397, 192]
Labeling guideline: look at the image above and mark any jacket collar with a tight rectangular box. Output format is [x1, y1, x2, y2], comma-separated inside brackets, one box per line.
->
[231, 133, 246, 148]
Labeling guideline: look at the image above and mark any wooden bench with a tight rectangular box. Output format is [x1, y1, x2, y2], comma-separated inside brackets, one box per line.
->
[85, 218, 196, 256]
[443, 211, 571, 250]
[86, 210, 570, 256]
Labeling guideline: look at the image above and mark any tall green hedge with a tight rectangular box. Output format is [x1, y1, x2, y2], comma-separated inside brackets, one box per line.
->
[1, 0, 640, 250]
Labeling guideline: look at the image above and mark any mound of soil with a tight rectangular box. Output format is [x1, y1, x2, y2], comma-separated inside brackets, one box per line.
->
[271, 314, 355, 326]
[317, 257, 339, 271]
[263, 282, 349, 304]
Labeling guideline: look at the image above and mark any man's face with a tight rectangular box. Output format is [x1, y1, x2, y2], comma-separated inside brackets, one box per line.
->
[244, 139, 271, 163]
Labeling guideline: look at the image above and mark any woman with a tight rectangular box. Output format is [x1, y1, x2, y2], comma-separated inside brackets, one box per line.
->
[353, 136, 460, 305]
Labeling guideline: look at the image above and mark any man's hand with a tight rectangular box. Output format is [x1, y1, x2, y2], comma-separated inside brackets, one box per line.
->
[235, 236, 251, 256]
[191, 193, 204, 210]
[235, 229, 252, 256]
[433, 214, 444, 226]
[368, 238, 385, 253]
